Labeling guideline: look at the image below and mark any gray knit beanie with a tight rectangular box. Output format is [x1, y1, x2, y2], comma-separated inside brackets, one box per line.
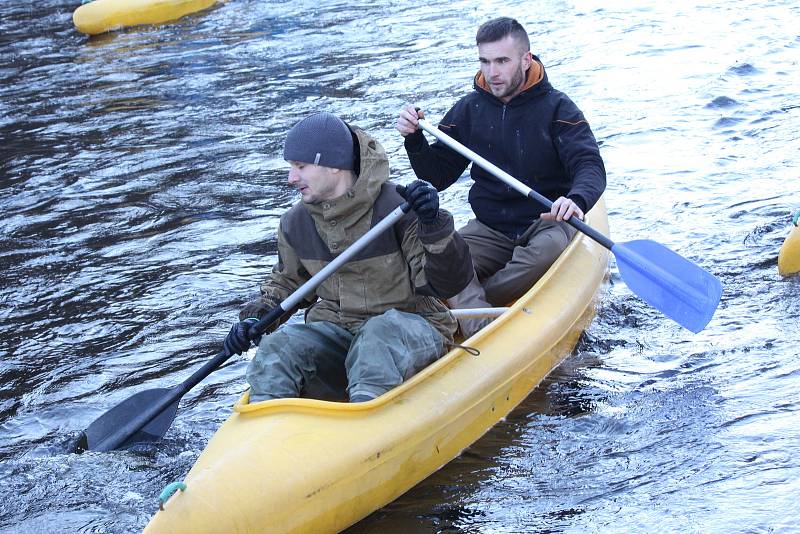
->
[283, 112, 354, 170]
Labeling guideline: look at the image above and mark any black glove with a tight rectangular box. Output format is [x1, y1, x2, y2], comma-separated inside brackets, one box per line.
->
[402, 180, 440, 224]
[223, 318, 260, 356]
[239, 301, 271, 321]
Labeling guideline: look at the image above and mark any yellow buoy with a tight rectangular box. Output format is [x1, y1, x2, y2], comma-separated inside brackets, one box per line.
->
[73, 0, 219, 36]
[778, 212, 800, 276]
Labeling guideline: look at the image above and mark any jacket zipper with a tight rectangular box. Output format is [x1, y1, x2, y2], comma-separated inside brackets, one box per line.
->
[502, 105, 511, 191]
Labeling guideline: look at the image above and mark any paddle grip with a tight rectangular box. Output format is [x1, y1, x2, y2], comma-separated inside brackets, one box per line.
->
[543, 196, 613, 250]
[248, 306, 285, 339]
[517, 189, 611, 250]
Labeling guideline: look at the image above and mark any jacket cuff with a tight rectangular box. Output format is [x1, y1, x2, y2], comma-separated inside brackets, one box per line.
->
[239, 299, 274, 321]
[567, 194, 587, 213]
[417, 210, 454, 243]
[403, 129, 427, 153]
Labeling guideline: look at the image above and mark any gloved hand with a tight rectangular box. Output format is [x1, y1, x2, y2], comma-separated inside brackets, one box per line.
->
[239, 301, 271, 320]
[402, 180, 440, 224]
[223, 318, 260, 356]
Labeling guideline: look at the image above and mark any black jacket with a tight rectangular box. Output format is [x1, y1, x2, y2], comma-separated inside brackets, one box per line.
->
[404, 57, 606, 239]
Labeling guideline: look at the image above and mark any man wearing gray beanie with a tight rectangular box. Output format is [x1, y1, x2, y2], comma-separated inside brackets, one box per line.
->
[223, 112, 474, 403]
[283, 112, 355, 172]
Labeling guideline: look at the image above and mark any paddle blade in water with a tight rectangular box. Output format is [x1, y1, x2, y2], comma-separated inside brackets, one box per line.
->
[612, 239, 722, 333]
[77, 387, 180, 452]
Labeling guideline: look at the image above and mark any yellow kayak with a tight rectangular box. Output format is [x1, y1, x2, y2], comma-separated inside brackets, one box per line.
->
[144, 199, 610, 534]
[73, 0, 218, 35]
[778, 212, 800, 276]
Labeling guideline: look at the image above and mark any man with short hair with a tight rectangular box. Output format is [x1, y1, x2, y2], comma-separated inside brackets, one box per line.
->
[397, 17, 606, 337]
[224, 112, 473, 403]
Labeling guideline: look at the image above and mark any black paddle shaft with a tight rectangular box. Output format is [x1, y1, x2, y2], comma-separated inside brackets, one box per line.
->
[85, 304, 289, 452]
[525, 189, 614, 250]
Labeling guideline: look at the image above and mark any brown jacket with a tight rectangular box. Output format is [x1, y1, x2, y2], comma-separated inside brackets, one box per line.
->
[241, 126, 473, 342]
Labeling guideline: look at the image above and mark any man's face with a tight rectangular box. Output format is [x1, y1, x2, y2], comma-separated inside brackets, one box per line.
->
[478, 35, 532, 102]
[287, 161, 348, 204]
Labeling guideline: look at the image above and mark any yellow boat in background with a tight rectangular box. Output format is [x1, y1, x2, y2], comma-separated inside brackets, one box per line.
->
[73, 0, 219, 35]
[778, 212, 800, 276]
[144, 199, 610, 534]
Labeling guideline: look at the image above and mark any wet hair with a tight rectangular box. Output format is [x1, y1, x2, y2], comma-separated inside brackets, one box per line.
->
[475, 17, 530, 51]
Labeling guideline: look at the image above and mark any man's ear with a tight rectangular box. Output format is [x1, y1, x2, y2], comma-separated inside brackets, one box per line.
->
[522, 50, 532, 70]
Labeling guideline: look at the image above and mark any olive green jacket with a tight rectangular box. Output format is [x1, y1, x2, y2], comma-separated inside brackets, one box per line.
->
[241, 126, 473, 342]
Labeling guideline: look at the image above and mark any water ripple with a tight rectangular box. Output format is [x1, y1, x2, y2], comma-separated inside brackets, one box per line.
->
[2, 0, 800, 533]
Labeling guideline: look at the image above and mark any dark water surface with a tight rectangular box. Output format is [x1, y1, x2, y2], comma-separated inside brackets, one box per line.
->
[2, 1, 799, 532]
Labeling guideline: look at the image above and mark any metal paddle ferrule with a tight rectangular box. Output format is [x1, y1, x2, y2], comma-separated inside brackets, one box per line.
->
[80, 202, 411, 452]
[416, 118, 722, 333]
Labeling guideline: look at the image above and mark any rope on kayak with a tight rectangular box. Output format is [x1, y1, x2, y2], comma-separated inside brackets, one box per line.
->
[793, 210, 800, 227]
[158, 481, 187, 511]
[447, 342, 480, 356]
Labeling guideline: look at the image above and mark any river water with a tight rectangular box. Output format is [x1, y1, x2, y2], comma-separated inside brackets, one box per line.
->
[1, 1, 799, 532]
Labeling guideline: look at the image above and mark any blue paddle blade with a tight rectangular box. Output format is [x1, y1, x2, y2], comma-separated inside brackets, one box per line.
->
[612, 240, 722, 333]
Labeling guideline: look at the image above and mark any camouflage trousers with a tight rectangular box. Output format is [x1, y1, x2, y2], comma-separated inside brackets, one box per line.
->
[246, 308, 446, 403]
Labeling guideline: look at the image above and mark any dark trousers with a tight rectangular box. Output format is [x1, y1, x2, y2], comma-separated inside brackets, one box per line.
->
[448, 217, 576, 337]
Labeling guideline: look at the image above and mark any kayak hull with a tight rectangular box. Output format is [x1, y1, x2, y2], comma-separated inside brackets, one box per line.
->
[778, 224, 800, 276]
[73, 0, 218, 35]
[144, 199, 610, 534]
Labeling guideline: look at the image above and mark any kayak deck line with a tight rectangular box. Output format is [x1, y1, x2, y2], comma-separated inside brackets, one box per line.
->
[144, 198, 611, 534]
[450, 307, 511, 318]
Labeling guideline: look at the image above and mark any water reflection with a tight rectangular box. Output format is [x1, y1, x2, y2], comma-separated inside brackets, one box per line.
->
[2, 0, 800, 532]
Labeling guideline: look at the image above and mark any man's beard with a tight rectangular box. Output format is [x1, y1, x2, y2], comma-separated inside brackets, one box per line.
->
[494, 66, 526, 100]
